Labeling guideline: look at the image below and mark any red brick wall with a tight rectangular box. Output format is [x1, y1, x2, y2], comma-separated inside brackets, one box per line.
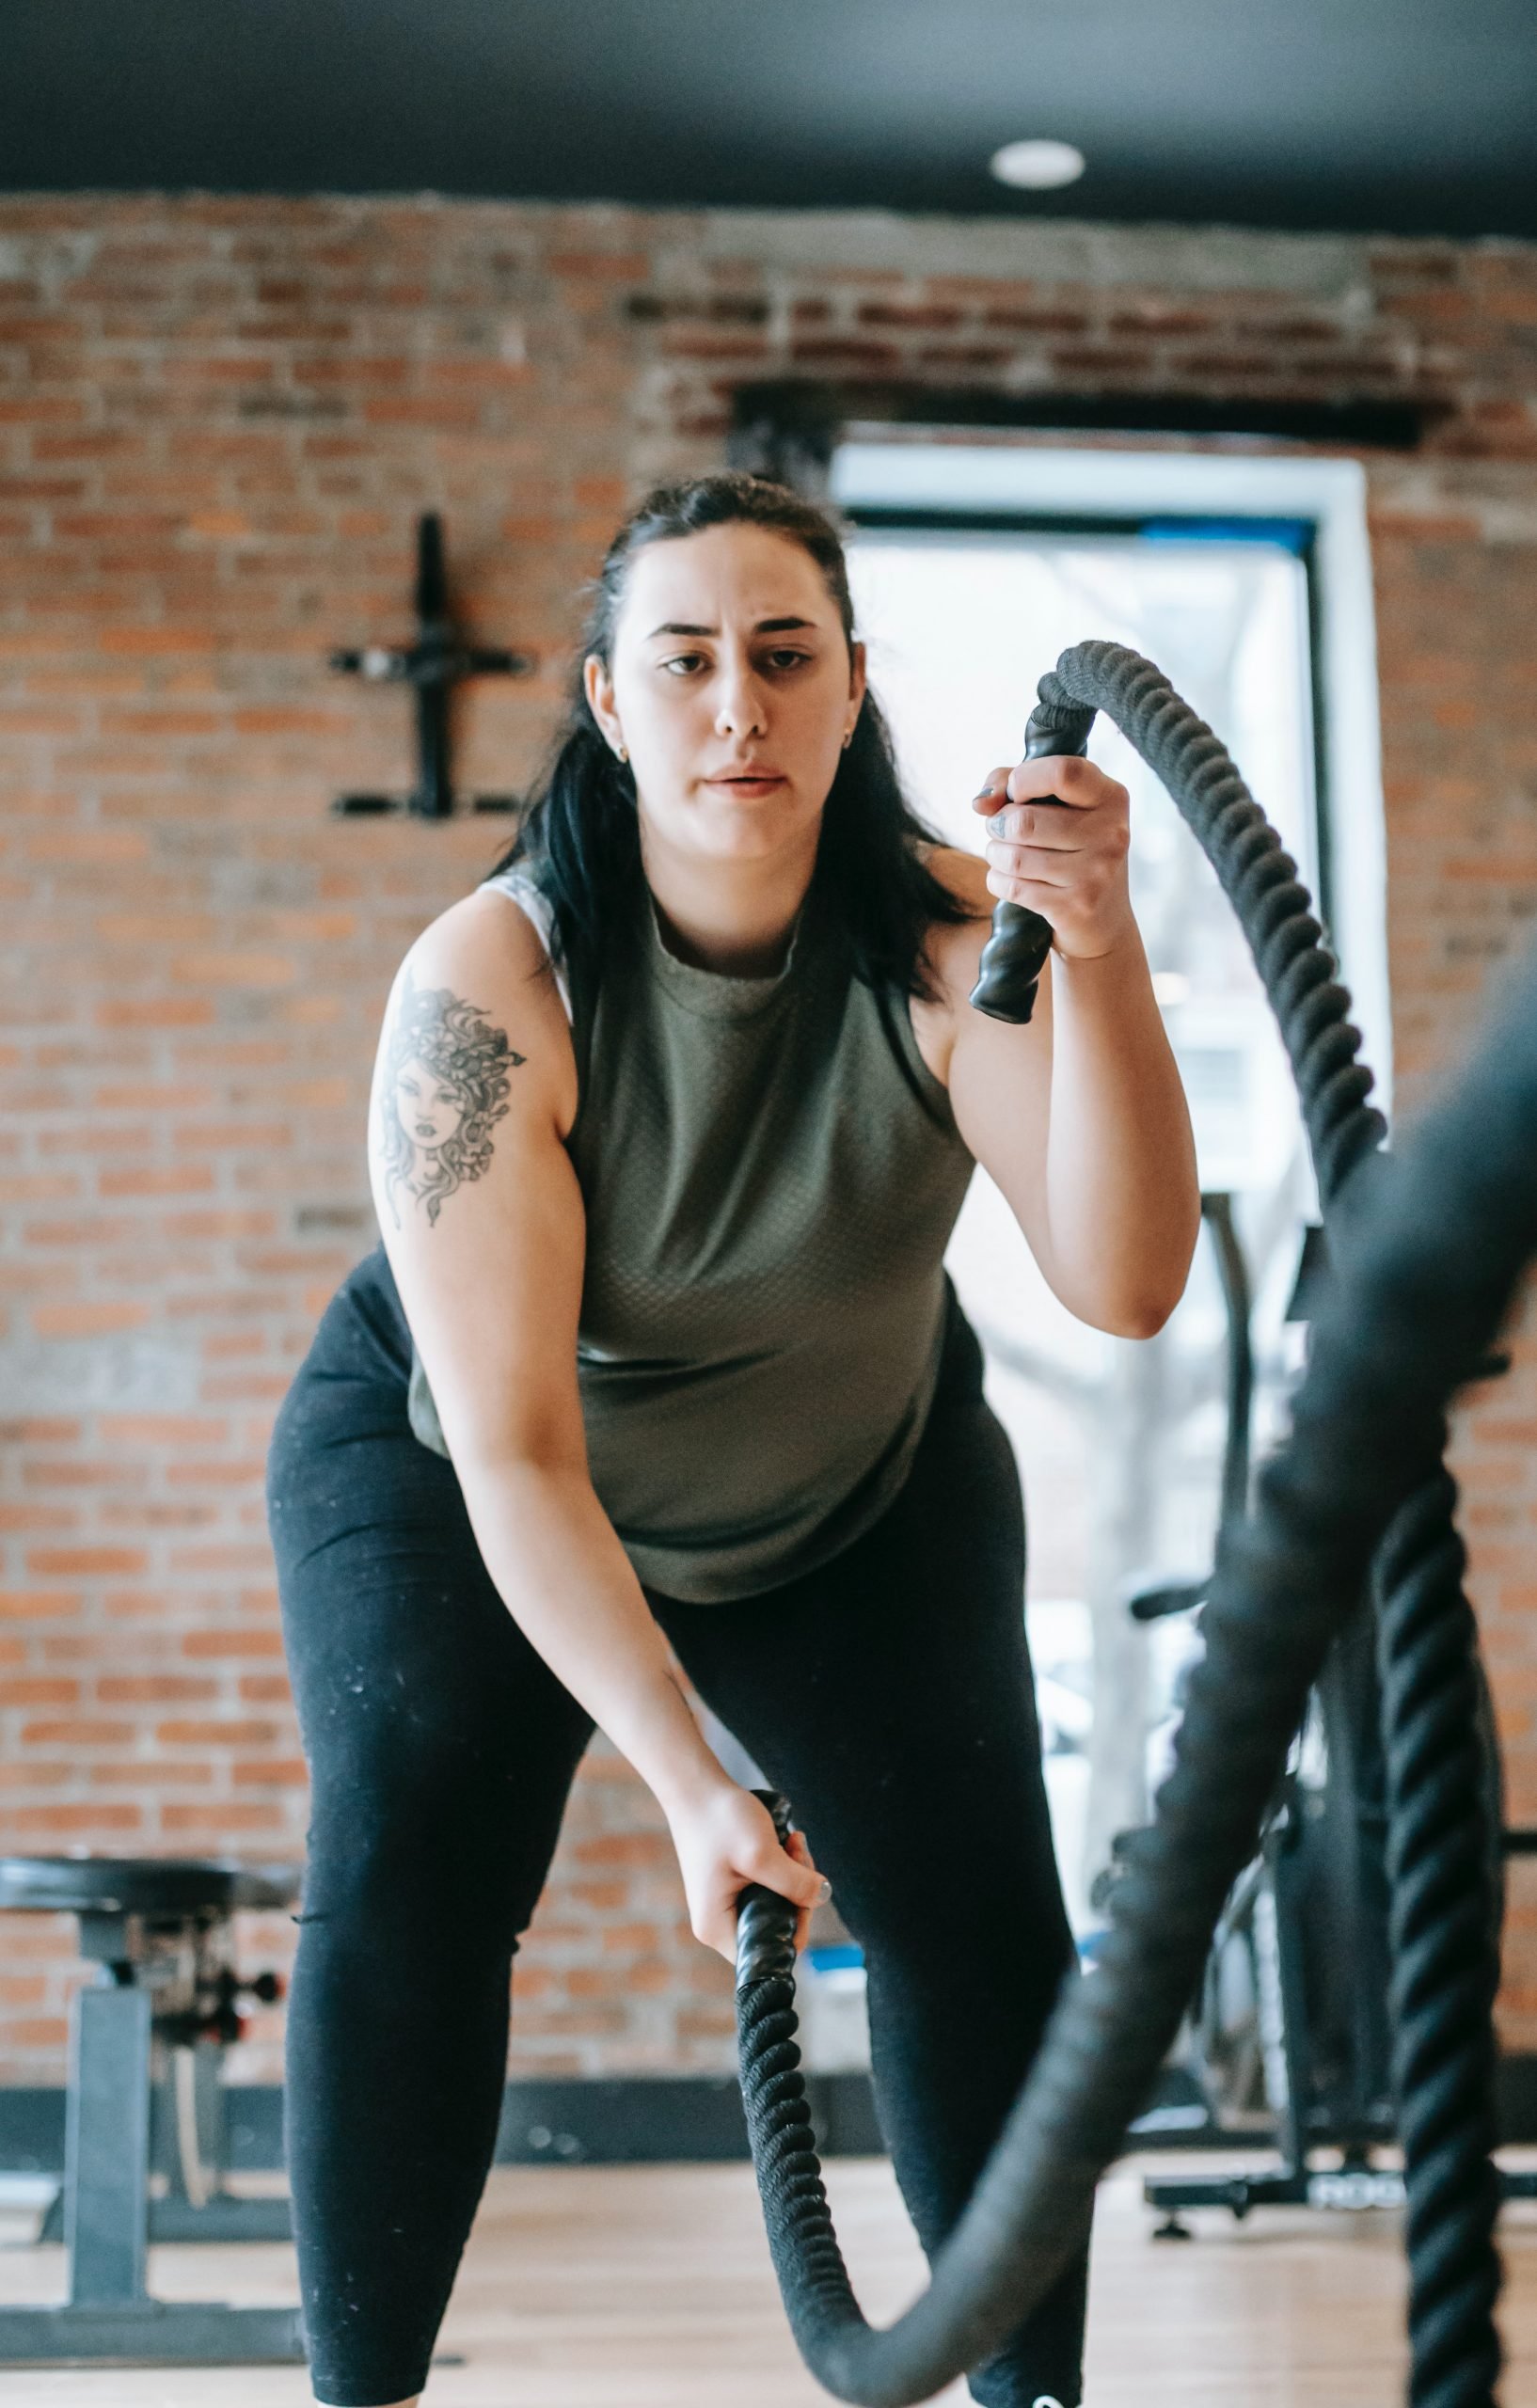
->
[2, 196, 1535, 2083]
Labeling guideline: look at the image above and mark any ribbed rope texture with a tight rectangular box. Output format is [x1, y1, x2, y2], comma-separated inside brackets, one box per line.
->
[734, 1792, 867, 2354]
[1374, 1466, 1504, 2408]
[731, 641, 1509, 2407]
[1031, 642, 1386, 1207]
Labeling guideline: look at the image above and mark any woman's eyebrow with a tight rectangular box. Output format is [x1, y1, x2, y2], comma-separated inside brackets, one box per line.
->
[643, 615, 818, 639]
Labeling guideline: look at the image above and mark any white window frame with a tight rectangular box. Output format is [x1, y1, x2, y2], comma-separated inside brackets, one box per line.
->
[830, 439, 1393, 1120]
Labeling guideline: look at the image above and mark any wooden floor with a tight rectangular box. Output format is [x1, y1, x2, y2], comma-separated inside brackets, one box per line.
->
[1, 2154, 1534, 2405]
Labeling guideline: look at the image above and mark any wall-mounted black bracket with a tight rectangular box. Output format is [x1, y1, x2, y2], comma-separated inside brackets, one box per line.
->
[330, 512, 536, 818]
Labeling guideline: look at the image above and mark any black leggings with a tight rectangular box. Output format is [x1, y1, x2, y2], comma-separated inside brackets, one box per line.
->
[266, 1247, 1086, 2408]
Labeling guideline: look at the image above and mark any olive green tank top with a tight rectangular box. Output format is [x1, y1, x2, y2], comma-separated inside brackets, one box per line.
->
[406, 863, 978, 1604]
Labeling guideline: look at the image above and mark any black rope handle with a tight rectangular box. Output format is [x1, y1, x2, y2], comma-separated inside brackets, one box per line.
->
[967, 705, 1093, 1024]
[731, 641, 1506, 2408]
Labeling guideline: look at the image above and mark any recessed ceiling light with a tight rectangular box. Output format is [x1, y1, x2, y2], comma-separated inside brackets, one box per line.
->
[990, 138, 1086, 192]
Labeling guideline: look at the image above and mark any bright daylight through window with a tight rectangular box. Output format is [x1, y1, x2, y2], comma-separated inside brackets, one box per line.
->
[846, 509, 1323, 1934]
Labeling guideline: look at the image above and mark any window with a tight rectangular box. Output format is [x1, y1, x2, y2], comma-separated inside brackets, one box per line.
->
[836, 441, 1388, 1933]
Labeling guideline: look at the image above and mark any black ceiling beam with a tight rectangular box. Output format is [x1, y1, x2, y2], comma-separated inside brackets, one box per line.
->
[728, 379, 1445, 490]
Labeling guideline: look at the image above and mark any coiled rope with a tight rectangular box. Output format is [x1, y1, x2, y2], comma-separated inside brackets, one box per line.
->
[733, 641, 1508, 2407]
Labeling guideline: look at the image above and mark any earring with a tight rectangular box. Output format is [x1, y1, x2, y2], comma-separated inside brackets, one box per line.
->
[842, 731, 853, 751]
[618, 745, 628, 763]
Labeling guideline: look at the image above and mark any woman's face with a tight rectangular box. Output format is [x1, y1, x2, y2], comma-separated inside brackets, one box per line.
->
[394, 1057, 465, 1152]
[584, 523, 865, 869]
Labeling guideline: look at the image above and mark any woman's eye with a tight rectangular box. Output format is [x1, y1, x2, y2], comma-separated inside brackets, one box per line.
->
[659, 649, 811, 674]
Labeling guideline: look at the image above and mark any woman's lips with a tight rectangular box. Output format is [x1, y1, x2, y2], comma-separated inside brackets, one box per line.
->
[705, 774, 784, 792]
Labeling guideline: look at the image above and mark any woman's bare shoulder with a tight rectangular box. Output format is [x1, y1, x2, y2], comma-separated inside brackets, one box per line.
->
[405, 881, 552, 978]
[917, 838, 992, 913]
[914, 840, 993, 998]
[388, 884, 578, 1135]
[900, 842, 994, 1087]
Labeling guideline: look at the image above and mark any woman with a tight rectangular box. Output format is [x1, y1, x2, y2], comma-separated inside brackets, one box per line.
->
[267, 471, 1200, 2408]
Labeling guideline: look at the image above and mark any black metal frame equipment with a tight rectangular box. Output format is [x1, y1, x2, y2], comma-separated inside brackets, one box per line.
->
[0, 1858, 305, 2368]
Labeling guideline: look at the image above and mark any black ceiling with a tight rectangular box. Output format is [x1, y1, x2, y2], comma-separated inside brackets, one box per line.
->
[8, 0, 1536, 242]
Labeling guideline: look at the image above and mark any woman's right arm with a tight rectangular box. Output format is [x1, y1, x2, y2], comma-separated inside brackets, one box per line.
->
[366, 890, 824, 1957]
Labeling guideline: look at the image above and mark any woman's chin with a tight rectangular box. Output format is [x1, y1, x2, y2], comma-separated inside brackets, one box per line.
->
[640, 791, 822, 870]
[690, 800, 816, 859]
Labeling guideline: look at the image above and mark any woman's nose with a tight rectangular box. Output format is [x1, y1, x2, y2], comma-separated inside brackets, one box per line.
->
[713, 659, 768, 734]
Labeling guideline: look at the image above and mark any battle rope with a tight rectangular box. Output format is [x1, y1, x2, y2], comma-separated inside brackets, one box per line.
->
[732, 641, 1510, 2407]
[1375, 1472, 1503, 2405]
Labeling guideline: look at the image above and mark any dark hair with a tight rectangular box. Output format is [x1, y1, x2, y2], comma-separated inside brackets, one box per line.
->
[493, 471, 978, 1113]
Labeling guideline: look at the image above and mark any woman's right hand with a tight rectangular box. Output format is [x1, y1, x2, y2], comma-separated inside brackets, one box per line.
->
[667, 1777, 830, 1964]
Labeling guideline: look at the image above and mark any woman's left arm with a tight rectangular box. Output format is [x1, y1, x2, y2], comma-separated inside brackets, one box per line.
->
[940, 754, 1201, 1339]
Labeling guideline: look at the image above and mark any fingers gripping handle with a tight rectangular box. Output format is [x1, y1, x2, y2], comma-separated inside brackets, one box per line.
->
[734, 1787, 800, 1991]
[967, 701, 1098, 1025]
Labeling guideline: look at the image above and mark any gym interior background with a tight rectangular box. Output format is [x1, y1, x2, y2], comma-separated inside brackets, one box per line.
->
[2, 0, 1537, 2365]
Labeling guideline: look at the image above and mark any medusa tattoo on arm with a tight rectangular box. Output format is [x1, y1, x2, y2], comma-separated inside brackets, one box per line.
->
[375, 969, 526, 1228]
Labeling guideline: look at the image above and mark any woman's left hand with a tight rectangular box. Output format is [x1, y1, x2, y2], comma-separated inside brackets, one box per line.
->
[973, 755, 1133, 963]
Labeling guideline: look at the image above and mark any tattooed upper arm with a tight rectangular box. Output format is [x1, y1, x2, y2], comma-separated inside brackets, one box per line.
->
[366, 894, 584, 1471]
[373, 964, 527, 1229]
